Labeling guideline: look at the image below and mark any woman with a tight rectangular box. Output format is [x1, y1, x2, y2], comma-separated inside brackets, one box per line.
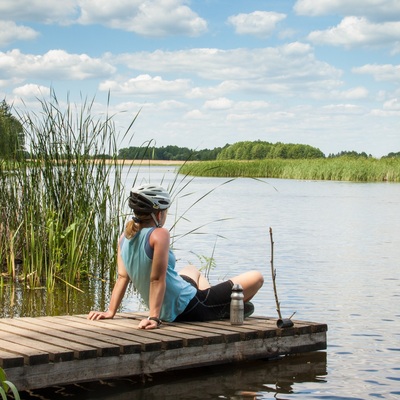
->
[88, 184, 264, 329]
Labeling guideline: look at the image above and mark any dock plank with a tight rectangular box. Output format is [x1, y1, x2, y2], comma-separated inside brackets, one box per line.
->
[0, 324, 73, 362]
[53, 316, 184, 351]
[0, 313, 327, 392]
[0, 338, 49, 366]
[22, 317, 121, 357]
[0, 318, 98, 360]
[0, 347, 25, 368]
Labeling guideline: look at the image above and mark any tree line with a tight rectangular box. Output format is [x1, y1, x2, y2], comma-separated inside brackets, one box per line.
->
[117, 141, 379, 161]
[0, 100, 25, 160]
[1, 99, 398, 161]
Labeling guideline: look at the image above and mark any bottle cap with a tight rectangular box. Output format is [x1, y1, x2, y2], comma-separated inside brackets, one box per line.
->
[232, 283, 243, 292]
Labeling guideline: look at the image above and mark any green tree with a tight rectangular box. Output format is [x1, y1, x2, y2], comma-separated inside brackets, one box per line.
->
[0, 100, 24, 160]
[382, 151, 400, 159]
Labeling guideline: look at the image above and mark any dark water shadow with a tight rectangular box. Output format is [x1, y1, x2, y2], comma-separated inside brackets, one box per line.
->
[20, 352, 327, 400]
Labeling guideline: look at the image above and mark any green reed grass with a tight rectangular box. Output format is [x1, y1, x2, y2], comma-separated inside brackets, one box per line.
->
[179, 158, 400, 182]
[0, 93, 136, 290]
[0, 368, 21, 400]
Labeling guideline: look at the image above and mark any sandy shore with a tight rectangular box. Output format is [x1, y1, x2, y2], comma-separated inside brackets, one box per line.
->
[100, 159, 190, 166]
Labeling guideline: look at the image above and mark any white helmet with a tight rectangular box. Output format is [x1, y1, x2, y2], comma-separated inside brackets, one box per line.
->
[128, 184, 171, 213]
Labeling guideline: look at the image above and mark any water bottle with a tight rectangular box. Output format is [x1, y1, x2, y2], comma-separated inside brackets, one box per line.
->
[230, 283, 244, 325]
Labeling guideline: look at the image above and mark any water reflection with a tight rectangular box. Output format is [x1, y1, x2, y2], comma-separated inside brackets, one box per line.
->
[21, 352, 327, 400]
[0, 280, 114, 318]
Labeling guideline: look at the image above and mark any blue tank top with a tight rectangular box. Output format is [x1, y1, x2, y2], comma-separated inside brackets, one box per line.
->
[120, 227, 196, 321]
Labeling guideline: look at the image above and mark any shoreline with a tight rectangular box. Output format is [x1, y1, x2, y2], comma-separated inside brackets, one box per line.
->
[103, 159, 189, 166]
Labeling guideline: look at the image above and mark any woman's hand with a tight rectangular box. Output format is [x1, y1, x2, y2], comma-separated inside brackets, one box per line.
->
[138, 318, 161, 330]
[87, 309, 114, 320]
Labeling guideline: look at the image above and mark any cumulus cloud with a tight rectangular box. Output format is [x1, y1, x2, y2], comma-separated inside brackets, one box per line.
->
[352, 64, 400, 82]
[204, 97, 233, 110]
[294, 0, 400, 21]
[0, 0, 78, 24]
[12, 83, 50, 98]
[227, 11, 286, 38]
[184, 109, 206, 119]
[112, 43, 341, 93]
[0, 49, 115, 80]
[78, 0, 207, 37]
[0, 21, 39, 47]
[99, 74, 191, 95]
[321, 103, 364, 115]
[307, 16, 400, 48]
[0, 0, 206, 36]
[383, 98, 400, 110]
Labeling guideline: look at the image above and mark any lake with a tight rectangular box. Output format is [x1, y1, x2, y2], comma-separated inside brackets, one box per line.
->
[2, 166, 399, 399]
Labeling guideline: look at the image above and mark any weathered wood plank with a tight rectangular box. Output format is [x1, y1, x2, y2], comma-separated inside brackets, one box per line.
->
[22, 317, 121, 357]
[0, 348, 25, 368]
[4, 330, 327, 391]
[0, 318, 98, 360]
[0, 324, 73, 363]
[0, 322, 75, 362]
[0, 338, 49, 366]
[55, 316, 185, 351]
[0, 313, 327, 392]
[95, 317, 204, 348]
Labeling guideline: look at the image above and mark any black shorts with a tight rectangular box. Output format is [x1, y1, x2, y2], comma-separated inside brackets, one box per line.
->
[175, 275, 234, 322]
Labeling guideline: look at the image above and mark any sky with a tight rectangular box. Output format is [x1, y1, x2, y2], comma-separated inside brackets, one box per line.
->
[1, 0, 400, 158]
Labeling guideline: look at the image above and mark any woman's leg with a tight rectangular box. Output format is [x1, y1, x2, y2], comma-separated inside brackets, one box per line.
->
[179, 264, 211, 289]
[230, 270, 264, 302]
[179, 265, 263, 300]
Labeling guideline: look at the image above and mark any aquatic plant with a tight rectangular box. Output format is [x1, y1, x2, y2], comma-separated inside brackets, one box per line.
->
[0, 368, 20, 400]
[179, 158, 400, 182]
[0, 92, 137, 290]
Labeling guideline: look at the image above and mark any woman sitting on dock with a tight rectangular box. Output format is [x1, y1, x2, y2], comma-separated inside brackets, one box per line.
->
[88, 184, 264, 329]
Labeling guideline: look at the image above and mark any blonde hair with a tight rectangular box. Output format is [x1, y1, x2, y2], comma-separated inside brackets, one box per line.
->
[124, 213, 153, 239]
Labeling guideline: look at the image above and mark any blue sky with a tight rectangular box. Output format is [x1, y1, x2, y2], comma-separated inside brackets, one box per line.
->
[1, 0, 399, 157]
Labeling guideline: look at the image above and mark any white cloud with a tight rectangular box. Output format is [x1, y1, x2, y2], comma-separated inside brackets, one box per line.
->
[98, 74, 191, 96]
[322, 103, 364, 114]
[0, 0, 78, 24]
[184, 109, 206, 119]
[112, 43, 342, 95]
[12, 83, 50, 98]
[78, 0, 207, 37]
[0, 0, 206, 36]
[307, 16, 400, 48]
[0, 49, 115, 81]
[294, 0, 400, 21]
[227, 11, 286, 38]
[204, 97, 233, 110]
[383, 98, 400, 110]
[353, 64, 400, 82]
[336, 87, 369, 100]
[0, 21, 39, 46]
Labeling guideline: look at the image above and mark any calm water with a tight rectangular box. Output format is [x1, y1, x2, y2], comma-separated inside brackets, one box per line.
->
[3, 166, 400, 399]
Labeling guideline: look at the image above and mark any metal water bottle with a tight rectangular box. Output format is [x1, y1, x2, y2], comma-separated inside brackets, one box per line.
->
[230, 283, 244, 325]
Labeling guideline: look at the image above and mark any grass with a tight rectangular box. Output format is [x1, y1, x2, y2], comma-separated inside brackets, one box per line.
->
[0, 92, 136, 291]
[178, 158, 400, 182]
[0, 93, 231, 308]
[0, 368, 20, 399]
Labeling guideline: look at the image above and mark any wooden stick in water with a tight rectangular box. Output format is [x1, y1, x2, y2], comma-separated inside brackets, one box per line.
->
[269, 227, 282, 320]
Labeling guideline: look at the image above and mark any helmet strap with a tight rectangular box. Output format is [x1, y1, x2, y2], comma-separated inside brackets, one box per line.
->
[151, 212, 161, 228]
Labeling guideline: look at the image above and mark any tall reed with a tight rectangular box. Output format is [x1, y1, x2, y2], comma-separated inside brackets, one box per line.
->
[0, 93, 136, 290]
[179, 158, 400, 182]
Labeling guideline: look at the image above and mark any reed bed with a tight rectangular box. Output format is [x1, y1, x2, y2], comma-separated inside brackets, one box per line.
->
[0, 94, 134, 291]
[179, 158, 400, 182]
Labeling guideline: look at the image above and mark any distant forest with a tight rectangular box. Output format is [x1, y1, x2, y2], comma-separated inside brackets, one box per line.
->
[1, 98, 398, 162]
[117, 141, 399, 161]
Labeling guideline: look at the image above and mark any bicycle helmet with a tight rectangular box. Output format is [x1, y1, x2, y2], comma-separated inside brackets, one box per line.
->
[128, 184, 171, 213]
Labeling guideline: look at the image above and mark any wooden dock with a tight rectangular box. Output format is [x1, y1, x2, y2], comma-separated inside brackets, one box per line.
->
[0, 313, 327, 391]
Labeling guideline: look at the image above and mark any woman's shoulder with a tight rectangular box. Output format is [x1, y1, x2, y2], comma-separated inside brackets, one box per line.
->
[149, 227, 170, 245]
